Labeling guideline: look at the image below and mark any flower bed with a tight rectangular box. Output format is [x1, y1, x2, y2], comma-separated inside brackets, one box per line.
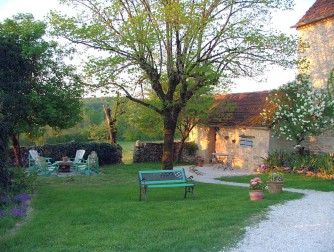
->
[0, 193, 30, 221]
[260, 151, 334, 179]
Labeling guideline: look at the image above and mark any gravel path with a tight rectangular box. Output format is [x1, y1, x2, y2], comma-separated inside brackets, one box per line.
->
[183, 166, 334, 252]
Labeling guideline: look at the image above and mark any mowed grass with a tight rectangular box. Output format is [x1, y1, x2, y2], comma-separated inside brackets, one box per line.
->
[0, 163, 303, 251]
[118, 141, 135, 164]
[218, 173, 334, 192]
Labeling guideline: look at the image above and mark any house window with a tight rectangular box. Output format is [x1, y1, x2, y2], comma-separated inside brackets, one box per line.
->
[240, 137, 254, 148]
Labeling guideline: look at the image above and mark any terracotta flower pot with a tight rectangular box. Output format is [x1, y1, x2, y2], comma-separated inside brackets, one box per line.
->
[198, 162, 204, 167]
[249, 190, 264, 201]
[267, 181, 283, 193]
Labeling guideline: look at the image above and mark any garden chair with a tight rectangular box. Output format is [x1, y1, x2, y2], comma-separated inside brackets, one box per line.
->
[76, 151, 99, 175]
[34, 156, 59, 177]
[28, 150, 52, 171]
[70, 149, 85, 170]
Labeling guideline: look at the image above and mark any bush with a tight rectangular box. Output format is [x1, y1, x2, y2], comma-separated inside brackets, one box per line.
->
[263, 151, 334, 175]
[185, 142, 199, 156]
[8, 167, 36, 194]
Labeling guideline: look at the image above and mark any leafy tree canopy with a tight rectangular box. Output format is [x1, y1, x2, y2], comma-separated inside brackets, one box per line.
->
[50, 0, 297, 169]
[0, 14, 85, 166]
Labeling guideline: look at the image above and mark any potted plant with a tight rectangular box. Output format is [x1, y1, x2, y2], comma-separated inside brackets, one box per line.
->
[196, 156, 204, 167]
[249, 177, 266, 201]
[267, 172, 284, 193]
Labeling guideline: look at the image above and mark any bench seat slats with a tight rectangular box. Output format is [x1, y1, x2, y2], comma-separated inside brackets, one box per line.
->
[138, 168, 195, 201]
[141, 179, 188, 185]
[145, 183, 194, 188]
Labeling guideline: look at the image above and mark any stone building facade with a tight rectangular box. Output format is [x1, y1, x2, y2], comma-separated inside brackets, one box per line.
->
[293, 0, 334, 88]
[188, 92, 294, 170]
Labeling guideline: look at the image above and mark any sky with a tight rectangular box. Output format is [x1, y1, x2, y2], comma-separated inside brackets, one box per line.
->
[0, 0, 316, 94]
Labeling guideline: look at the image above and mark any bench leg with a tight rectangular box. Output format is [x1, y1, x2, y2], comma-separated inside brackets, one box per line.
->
[139, 186, 148, 201]
[184, 186, 195, 199]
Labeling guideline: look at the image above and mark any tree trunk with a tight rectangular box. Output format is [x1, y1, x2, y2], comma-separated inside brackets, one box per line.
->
[12, 133, 22, 167]
[0, 121, 10, 190]
[162, 112, 178, 170]
[176, 137, 187, 163]
[103, 105, 116, 144]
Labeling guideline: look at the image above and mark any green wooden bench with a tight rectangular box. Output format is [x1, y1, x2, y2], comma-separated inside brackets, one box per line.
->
[138, 169, 195, 201]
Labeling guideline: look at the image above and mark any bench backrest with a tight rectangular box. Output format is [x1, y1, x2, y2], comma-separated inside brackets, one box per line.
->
[138, 169, 187, 185]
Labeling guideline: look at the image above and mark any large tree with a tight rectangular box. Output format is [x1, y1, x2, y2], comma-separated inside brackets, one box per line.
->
[0, 36, 30, 187]
[50, 0, 296, 169]
[0, 14, 84, 166]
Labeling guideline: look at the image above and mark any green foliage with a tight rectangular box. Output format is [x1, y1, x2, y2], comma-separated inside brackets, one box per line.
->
[8, 168, 36, 194]
[45, 132, 90, 145]
[49, 0, 297, 169]
[122, 101, 164, 141]
[184, 142, 198, 156]
[249, 177, 266, 190]
[262, 151, 291, 168]
[263, 151, 334, 175]
[88, 123, 110, 142]
[267, 172, 284, 182]
[0, 13, 84, 166]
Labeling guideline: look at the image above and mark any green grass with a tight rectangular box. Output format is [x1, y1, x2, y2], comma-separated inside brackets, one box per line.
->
[118, 141, 135, 164]
[0, 164, 309, 251]
[218, 173, 334, 192]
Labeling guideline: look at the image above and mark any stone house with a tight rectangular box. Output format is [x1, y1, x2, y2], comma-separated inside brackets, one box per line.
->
[293, 0, 334, 153]
[189, 92, 293, 170]
[294, 0, 334, 88]
[189, 0, 334, 170]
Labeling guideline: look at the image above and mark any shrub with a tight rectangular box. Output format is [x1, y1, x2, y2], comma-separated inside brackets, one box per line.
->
[263, 151, 334, 175]
[185, 142, 199, 156]
[8, 167, 36, 194]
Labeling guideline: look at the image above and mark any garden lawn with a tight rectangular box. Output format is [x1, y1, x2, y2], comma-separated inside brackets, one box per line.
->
[0, 164, 302, 251]
[218, 173, 334, 192]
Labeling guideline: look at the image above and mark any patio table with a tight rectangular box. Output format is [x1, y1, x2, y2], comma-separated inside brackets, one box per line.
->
[55, 161, 73, 173]
[211, 153, 233, 170]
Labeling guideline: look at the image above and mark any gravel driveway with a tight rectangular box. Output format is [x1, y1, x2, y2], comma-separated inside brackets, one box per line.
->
[183, 166, 334, 252]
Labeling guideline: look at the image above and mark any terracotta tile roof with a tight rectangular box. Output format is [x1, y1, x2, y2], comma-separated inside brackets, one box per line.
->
[208, 91, 269, 127]
[293, 0, 334, 28]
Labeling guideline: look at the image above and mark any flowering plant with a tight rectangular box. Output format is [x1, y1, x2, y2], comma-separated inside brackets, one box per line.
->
[262, 75, 334, 145]
[249, 177, 266, 190]
[267, 172, 284, 182]
[195, 156, 204, 162]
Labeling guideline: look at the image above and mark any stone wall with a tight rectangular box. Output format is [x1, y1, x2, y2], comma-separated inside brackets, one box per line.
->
[189, 125, 295, 171]
[298, 18, 334, 88]
[133, 141, 195, 163]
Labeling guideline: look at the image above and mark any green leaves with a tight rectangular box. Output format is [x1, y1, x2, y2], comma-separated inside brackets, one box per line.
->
[0, 14, 84, 139]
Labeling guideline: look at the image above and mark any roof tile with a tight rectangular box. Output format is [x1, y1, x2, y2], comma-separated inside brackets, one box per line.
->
[294, 0, 334, 28]
[208, 91, 269, 127]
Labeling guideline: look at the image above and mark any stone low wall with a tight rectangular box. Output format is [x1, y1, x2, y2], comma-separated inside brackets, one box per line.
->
[133, 142, 195, 163]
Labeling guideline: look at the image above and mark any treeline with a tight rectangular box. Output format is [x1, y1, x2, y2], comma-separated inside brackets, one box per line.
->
[20, 97, 165, 146]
